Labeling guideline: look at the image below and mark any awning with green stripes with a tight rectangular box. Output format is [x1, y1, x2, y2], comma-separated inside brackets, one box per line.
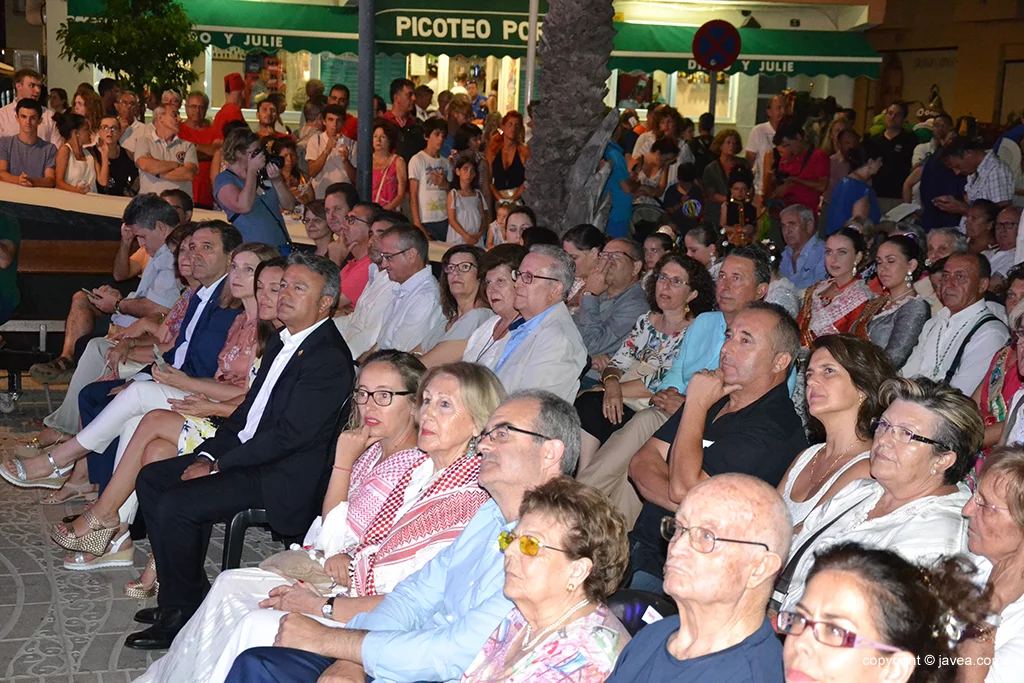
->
[610, 22, 881, 78]
[65, 1, 880, 78]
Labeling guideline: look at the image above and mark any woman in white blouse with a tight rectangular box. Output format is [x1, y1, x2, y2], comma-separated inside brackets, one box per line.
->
[418, 245, 492, 362]
[460, 244, 529, 368]
[778, 335, 894, 528]
[774, 376, 982, 613]
[135, 352, 433, 683]
[959, 447, 1024, 683]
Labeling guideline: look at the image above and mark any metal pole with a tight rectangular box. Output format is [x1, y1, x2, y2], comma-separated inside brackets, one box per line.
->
[356, 0, 376, 201]
[708, 74, 718, 121]
[524, 0, 539, 121]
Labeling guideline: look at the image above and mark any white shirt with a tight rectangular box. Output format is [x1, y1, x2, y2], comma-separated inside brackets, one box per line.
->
[0, 100, 63, 146]
[984, 247, 1017, 279]
[900, 298, 1009, 396]
[631, 131, 655, 158]
[306, 130, 357, 199]
[746, 121, 777, 196]
[135, 129, 199, 197]
[376, 266, 445, 352]
[172, 274, 226, 369]
[334, 264, 395, 358]
[961, 151, 1015, 230]
[991, 594, 1024, 683]
[237, 317, 330, 443]
[119, 121, 147, 156]
[780, 478, 971, 611]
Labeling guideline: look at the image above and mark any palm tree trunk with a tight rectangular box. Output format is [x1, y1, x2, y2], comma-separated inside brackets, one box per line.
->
[523, 0, 616, 235]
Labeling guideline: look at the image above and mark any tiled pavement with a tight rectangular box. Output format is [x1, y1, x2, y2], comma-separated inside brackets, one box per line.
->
[0, 384, 282, 682]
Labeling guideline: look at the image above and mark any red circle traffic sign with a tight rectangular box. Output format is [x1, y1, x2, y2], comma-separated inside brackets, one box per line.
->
[692, 20, 742, 72]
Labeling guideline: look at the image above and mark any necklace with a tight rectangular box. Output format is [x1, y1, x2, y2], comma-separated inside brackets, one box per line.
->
[807, 437, 859, 489]
[884, 287, 914, 309]
[521, 598, 590, 651]
[932, 314, 977, 376]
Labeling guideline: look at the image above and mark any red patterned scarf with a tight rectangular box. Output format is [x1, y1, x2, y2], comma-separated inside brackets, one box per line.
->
[350, 448, 489, 596]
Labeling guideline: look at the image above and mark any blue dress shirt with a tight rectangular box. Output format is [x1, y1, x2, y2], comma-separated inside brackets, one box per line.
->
[349, 499, 516, 682]
[779, 234, 828, 290]
[494, 303, 557, 372]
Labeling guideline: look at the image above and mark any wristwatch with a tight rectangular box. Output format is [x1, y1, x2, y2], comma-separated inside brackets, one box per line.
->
[321, 596, 336, 620]
[113, 298, 123, 316]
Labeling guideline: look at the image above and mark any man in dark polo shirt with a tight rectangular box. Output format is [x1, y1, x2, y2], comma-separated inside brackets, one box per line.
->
[864, 101, 919, 212]
[627, 301, 807, 592]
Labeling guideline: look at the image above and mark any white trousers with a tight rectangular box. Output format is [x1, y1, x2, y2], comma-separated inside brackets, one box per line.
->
[42, 337, 144, 435]
[136, 568, 344, 683]
[75, 380, 188, 524]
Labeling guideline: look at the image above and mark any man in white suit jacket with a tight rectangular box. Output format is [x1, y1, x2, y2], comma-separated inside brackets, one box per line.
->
[490, 245, 587, 402]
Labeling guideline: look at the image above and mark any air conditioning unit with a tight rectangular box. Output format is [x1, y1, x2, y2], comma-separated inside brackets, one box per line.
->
[14, 50, 41, 73]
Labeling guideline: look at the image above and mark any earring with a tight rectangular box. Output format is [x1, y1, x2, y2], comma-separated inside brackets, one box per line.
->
[931, 469, 937, 475]
[906, 271, 914, 286]
[709, 253, 716, 268]
[684, 303, 690, 316]
[567, 583, 575, 593]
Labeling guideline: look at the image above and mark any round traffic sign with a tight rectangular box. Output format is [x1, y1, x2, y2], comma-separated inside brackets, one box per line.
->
[692, 20, 742, 72]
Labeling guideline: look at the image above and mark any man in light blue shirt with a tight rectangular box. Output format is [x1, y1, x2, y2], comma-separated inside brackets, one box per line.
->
[224, 390, 582, 683]
[778, 204, 828, 291]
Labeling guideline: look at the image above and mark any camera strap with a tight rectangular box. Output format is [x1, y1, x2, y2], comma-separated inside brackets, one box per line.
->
[222, 170, 293, 250]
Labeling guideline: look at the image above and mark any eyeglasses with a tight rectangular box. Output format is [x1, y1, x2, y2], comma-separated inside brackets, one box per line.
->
[598, 251, 637, 262]
[996, 221, 1018, 232]
[660, 517, 770, 553]
[99, 124, 121, 132]
[972, 491, 1009, 514]
[655, 273, 689, 288]
[479, 423, 554, 444]
[511, 270, 560, 285]
[380, 247, 412, 263]
[498, 530, 569, 556]
[776, 612, 903, 653]
[352, 389, 413, 406]
[346, 214, 372, 227]
[443, 262, 478, 274]
[871, 418, 948, 450]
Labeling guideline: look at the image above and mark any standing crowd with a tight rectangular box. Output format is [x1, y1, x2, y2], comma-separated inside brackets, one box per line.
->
[3, 68, 1024, 683]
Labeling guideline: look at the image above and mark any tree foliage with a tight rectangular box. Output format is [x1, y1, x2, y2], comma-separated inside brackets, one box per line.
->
[57, 0, 203, 98]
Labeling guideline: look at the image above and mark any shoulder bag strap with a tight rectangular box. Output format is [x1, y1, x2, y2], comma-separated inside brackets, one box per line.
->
[373, 155, 396, 203]
[944, 314, 1005, 384]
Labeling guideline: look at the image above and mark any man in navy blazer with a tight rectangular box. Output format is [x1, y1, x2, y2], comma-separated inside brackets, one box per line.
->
[80, 221, 244, 489]
[126, 252, 354, 650]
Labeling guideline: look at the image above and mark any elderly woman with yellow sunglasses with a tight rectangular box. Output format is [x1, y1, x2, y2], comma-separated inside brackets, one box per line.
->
[460, 476, 631, 683]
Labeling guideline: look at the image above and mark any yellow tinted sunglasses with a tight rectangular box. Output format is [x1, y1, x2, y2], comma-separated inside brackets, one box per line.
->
[498, 530, 569, 556]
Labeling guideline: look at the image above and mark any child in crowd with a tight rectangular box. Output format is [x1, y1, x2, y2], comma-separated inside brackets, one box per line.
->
[486, 202, 510, 248]
[721, 166, 757, 246]
[662, 163, 704, 235]
[409, 118, 451, 241]
[446, 155, 487, 245]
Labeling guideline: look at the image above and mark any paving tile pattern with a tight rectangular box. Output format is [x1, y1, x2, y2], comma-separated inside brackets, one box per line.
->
[0, 385, 283, 682]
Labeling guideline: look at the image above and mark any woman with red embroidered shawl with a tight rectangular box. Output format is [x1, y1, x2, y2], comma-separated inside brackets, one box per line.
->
[797, 227, 874, 348]
[137, 358, 506, 683]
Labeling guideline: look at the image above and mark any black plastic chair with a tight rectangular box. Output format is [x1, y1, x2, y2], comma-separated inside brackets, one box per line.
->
[605, 588, 679, 636]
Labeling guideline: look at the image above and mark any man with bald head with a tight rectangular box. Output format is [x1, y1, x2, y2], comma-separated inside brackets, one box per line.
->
[628, 302, 806, 592]
[606, 473, 791, 683]
[902, 252, 1008, 396]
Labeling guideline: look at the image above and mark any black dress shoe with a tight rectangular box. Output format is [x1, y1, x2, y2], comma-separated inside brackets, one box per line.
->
[134, 607, 162, 624]
[125, 608, 187, 650]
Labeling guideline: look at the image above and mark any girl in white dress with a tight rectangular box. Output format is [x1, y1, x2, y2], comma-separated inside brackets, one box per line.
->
[54, 113, 101, 194]
[446, 155, 487, 245]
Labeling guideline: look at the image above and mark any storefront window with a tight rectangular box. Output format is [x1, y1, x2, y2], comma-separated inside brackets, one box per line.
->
[675, 72, 734, 122]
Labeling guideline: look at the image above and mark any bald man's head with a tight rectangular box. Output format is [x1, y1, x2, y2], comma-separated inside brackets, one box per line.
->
[664, 474, 790, 611]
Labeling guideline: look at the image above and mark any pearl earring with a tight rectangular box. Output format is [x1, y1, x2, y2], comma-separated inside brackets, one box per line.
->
[931, 469, 937, 475]
[567, 583, 575, 593]
[906, 271, 914, 286]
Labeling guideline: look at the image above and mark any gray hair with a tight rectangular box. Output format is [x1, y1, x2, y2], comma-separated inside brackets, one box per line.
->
[382, 224, 428, 265]
[930, 227, 969, 254]
[610, 238, 643, 263]
[507, 389, 581, 475]
[286, 251, 341, 308]
[161, 89, 182, 106]
[187, 90, 210, 109]
[152, 104, 168, 119]
[529, 244, 575, 299]
[780, 203, 815, 227]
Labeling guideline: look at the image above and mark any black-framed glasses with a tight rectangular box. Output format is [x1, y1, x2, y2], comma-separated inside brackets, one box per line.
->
[511, 269, 560, 285]
[996, 221, 1018, 232]
[598, 251, 637, 262]
[443, 262, 478, 274]
[380, 247, 412, 263]
[352, 389, 413, 407]
[479, 422, 554, 444]
[654, 273, 689, 288]
[871, 418, 947, 450]
[660, 517, 770, 553]
[346, 214, 372, 227]
[776, 612, 903, 653]
[498, 530, 569, 556]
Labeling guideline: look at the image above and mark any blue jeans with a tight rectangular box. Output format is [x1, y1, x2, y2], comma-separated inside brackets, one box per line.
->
[629, 570, 665, 595]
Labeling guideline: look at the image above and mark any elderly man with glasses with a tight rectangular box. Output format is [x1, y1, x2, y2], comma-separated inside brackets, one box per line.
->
[575, 238, 650, 377]
[605, 473, 792, 683]
[470, 244, 588, 401]
[222, 390, 581, 683]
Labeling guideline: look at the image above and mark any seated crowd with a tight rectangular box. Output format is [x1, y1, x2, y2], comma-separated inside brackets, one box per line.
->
[8, 83, 1024, 683]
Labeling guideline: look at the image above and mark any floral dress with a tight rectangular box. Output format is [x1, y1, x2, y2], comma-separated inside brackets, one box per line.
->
[606, 311, 689, 394]
[177, 315, 259, 455]
[460, 604, 630, 683]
